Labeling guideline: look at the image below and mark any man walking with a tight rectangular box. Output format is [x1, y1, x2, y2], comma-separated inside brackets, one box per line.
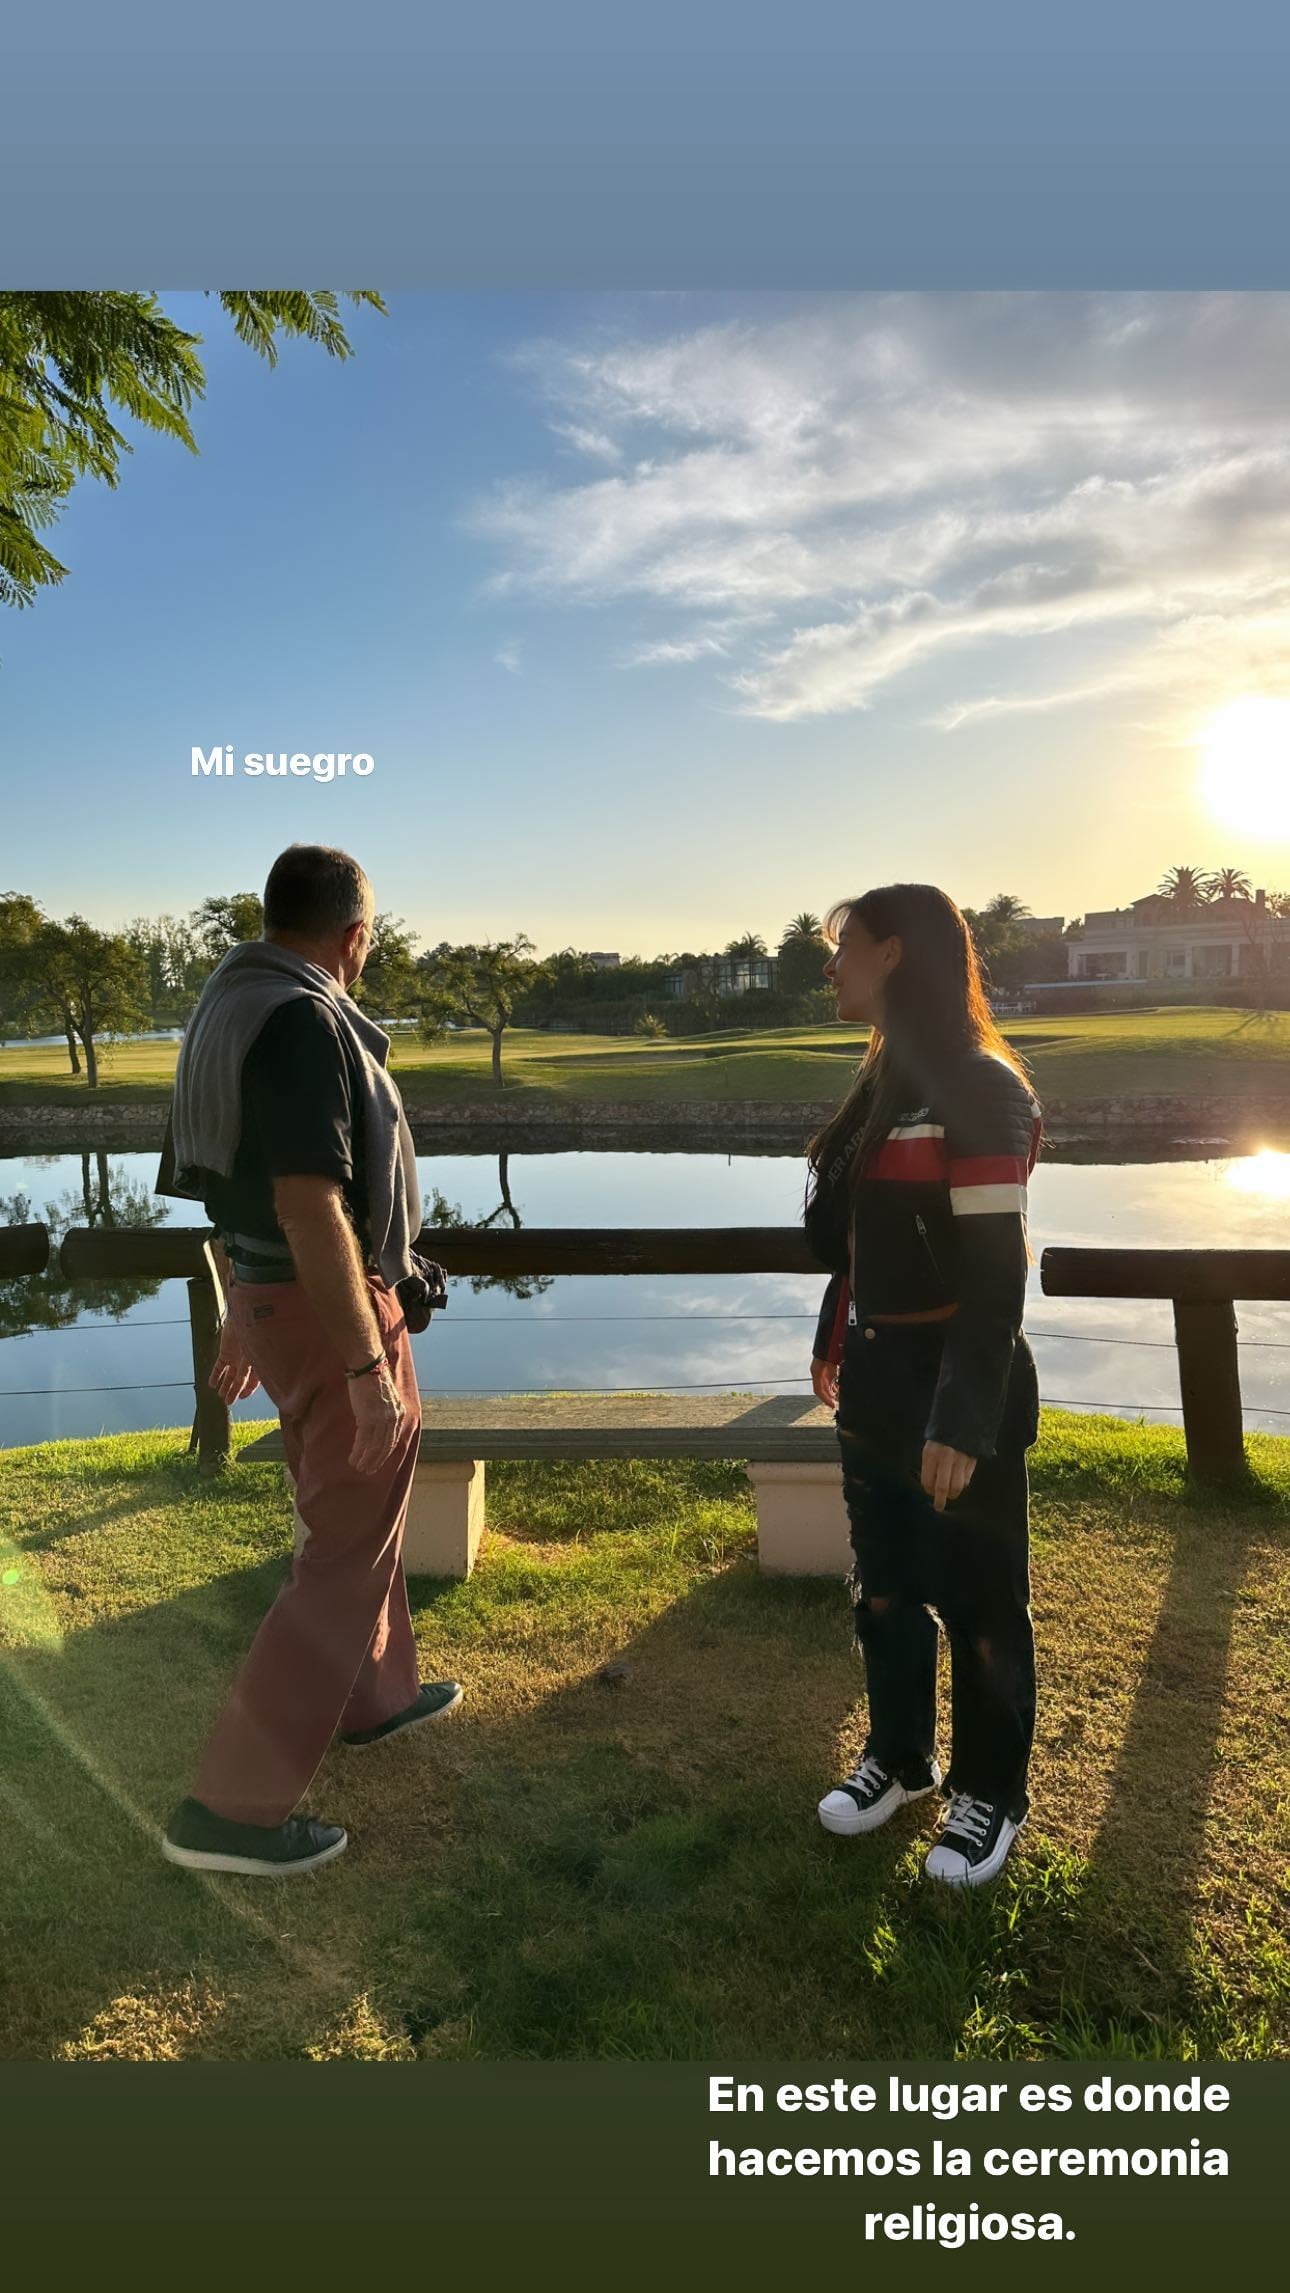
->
[158, 844, 461, 1876]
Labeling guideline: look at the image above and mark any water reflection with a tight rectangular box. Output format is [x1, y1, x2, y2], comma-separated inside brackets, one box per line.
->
[0, 1143, 1286, 1446]
[0, 1151, 170, 1340]
[1225, 1147, 1290, 1198]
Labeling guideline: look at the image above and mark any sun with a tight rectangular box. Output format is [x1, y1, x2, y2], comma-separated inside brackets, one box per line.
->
[1196, 697, 1290, 840]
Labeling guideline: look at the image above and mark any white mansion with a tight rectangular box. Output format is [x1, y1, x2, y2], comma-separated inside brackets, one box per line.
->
[1042, 889, 1290, 985]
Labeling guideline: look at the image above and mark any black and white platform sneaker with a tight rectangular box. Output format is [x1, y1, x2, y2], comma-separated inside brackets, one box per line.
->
[818, 1752, 943, 1837]
[924, 1791, 1024, 1886]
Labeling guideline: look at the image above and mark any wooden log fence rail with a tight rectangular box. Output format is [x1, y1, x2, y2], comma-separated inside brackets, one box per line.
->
[1039, 1246, 1290, 1488]
[36, 1227, 1290, 1488]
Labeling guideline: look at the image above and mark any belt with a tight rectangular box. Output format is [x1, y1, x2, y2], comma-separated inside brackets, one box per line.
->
[222, 1231, 297, 1285]
[863, 1304, 959, 1325]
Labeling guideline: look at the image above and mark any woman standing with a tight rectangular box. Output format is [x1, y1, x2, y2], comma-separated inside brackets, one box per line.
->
[804, 884, 1043, 1887]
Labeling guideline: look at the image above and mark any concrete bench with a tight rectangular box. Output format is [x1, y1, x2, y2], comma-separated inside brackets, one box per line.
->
[240, 1392, 850, 1578]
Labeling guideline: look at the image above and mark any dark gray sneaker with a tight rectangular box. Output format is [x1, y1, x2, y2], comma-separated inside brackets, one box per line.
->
[340, 1679, 464, 1749]
[161, 1798, 347, 1877]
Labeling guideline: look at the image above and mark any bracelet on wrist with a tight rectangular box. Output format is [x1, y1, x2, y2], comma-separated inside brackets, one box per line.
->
[345, 1350, 386, 1381]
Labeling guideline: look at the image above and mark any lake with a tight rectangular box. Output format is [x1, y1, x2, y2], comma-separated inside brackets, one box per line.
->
[1, 1143, 1287, 1448]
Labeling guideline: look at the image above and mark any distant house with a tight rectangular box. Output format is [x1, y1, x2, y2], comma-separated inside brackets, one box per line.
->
[1057, 890, 1290, 984]
[663, 955, 780, 999]
[586, 951, 621, 970]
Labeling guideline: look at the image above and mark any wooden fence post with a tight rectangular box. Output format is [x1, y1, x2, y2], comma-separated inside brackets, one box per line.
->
[1172, 1298, 1247, 1488]
[187, 1240, 231, 1475]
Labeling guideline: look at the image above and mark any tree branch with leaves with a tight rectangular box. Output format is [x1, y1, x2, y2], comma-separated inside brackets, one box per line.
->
[0, 290, 385, 613]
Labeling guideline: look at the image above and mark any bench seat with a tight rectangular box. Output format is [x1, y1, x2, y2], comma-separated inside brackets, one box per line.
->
[241, 1392, 849, 1576]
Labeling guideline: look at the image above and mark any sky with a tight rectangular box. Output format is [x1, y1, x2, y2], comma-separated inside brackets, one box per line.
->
[5, 288, 1290, 959]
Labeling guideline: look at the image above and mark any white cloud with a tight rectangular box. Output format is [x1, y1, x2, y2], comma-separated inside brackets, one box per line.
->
[469, 295, 1290, 727]
[494, 643, 522, 674]
[624, 633, 732, 667]
[550, 421, 624, 465]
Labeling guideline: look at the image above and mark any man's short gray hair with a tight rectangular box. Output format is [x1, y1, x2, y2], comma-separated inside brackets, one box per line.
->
[263, 846, 373, 939]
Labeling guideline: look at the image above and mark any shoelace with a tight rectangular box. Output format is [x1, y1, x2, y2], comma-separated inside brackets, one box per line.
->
[943, 1791, 994, 1845]
[844, 1754, 889, 1795]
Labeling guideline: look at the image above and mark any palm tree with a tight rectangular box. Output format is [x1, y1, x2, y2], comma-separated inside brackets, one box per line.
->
[1, 291, 385, 610]
[1157, 865, 1215, 912]
[982, 893, 1033, 924]
[779, 912, 822, 949]
[725, 933, 768, 961]
[1211, 867, 1254, 902]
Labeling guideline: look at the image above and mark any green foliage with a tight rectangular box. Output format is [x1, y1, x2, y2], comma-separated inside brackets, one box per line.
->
[353, 912, 421, 1022]
[191, 892, 264, 965]
[0, 290, 385, 611]
[124, 914, 204, 1025]
[775, 928, 831, 999]
[0, 890, 44, 1037]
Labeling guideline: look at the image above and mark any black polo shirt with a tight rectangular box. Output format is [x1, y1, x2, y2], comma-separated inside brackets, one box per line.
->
[202, 996, 370, 1257]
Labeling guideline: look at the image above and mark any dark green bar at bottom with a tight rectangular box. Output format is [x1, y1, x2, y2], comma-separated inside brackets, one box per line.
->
[2, 2061, 1282, 2281]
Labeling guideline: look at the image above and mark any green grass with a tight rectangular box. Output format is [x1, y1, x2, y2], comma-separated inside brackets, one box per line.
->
[0, 1413, 1286, 2061]
[6, 1008, 1290, 1113]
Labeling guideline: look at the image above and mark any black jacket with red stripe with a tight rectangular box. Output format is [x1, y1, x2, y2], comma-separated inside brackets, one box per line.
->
[804, 1049, 1043, 1459]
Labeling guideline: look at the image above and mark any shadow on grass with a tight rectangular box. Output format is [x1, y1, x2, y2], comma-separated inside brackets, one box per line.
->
[1075, 1466, 1276, 2008]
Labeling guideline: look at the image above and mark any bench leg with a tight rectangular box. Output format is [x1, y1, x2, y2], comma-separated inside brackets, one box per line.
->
[746, 1461, 851, 1576]
[404, 1458, 485, 1578]
[287, 1458, 486, 1580]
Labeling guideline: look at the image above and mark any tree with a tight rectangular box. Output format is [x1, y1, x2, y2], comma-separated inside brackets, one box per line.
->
[0, 890, 47, 1044]
[1157, 865, 1215, 911]
[417, 937, 551, 1086]
[962, 895, 1042, 993]
[36, 916, 149, 1087]
[354, 912, 422, 1022]
[776, 914, 830, 999]
[126, 912, 203, 1025]
[781, 912, 822, 944]
[192, 891, 264, 967]
[1212, 867, 1254, 902]
[725, 932, 768, 961]
[0, 291, 385, 612]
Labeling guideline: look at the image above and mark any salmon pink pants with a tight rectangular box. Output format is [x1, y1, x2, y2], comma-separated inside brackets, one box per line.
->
[192, 1274, 422, 1826]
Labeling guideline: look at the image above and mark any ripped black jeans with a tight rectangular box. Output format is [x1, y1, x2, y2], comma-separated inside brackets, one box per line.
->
[835, 1318, 1039, 1822]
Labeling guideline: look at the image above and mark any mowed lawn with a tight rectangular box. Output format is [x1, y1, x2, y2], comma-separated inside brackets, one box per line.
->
[4, 1007, 1290, 1110]
[0, 1415, 1286, 2062]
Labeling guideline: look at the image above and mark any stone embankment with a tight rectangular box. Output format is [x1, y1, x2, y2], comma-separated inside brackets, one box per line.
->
[4, 1090, 1290, 1158]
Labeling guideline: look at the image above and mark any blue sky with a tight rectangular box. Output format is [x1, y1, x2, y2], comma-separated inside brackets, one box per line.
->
[5, 290, 1290, 958]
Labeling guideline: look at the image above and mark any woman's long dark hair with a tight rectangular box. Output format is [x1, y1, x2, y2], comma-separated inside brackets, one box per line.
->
[806, 883, 1034, 1211]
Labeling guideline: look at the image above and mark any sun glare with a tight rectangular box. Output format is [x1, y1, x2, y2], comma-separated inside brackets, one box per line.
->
[1197, 697, 1290, 840]
[1226, 1147, 1290, 1198]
